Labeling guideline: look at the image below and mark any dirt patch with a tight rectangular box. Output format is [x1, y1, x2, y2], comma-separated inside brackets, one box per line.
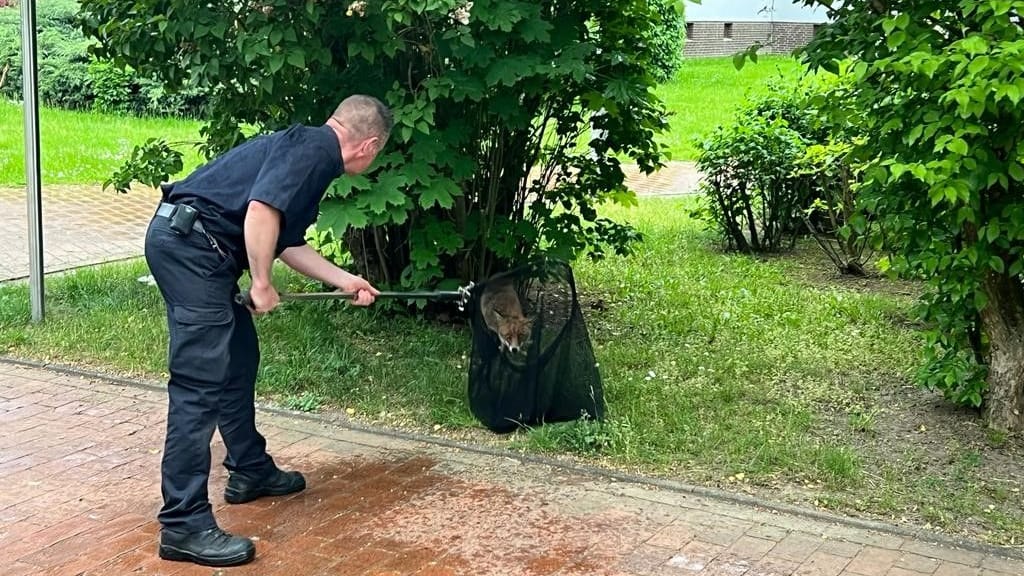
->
[761, 240, 924, 300]
[823, 386, 1024, 541]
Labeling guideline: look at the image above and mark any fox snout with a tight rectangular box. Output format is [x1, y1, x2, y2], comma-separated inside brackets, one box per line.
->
[496, 321, 531, 355]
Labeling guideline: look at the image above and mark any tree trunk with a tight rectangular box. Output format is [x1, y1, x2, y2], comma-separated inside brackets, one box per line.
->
[344, 227, 401, 286]
[980, 270, 1024, 431]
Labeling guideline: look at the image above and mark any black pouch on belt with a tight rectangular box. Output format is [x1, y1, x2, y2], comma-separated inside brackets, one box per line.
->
[167, 204, 199, 236]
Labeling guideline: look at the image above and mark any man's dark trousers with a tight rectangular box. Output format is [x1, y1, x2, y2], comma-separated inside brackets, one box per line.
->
[144, 210, 276, 533]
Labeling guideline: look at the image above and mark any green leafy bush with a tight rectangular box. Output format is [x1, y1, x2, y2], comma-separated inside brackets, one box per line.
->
[647, 0, 686, 82]
[796, 140, 874, 276]
[695, 80, 825, 253]
[800, 0, 1024, 430]
[0, 0, 206, 116]
[695, 71, 875, 273]
[35, 0, 81, 27]
[88, 61, 207, 117]
[80, 0, 669, 288]
[793, 69, 875, 276]
[696, 113, 806, 252]
[0, 0, 90, 106]
[36, 26, 93, 109]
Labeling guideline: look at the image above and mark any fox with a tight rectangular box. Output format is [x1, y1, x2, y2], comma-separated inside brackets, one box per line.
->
[480, 278, 533, 355]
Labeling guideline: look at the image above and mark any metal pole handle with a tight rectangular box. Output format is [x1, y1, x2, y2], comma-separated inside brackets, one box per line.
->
[234, 283, 475, 310]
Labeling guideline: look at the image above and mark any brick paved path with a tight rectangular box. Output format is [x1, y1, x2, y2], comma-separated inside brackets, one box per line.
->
[0, 186, 162, 282]
[2, 362, 1021, 576]
[622, 162, 702, 197]
[0, 164, 698, 282]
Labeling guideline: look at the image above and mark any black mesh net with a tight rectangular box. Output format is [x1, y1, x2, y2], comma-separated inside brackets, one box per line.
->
[467, 260, 605, 433]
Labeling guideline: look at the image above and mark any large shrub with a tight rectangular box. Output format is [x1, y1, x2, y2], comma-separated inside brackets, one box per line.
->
[88, 61, 208, 117]
[696, 112, 807, 252]
[1, 0, 90, 105]
[647, 0, 686, 82]
[797, 0, 1024, 430]
[695, 79, 825, 253]
[695, 71, 874, 275]
[81, 0, 669, 289]
[0, 0, 207, 116]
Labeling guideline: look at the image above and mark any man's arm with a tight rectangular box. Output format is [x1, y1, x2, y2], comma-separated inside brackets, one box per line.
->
[244, 200, 282, 313]
[279, 244, 379, 306]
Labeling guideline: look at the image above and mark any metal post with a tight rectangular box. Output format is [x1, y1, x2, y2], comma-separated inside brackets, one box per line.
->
[21, 0, 44, 322]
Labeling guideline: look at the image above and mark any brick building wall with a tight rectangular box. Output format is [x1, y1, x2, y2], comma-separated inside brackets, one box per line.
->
[683, 21, 817, 58]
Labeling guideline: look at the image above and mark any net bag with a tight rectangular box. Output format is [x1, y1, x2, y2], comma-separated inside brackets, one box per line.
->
[467, 260, 605, 433]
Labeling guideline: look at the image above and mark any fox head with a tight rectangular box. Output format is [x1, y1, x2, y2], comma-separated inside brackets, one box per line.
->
[493, 312, 533, 355]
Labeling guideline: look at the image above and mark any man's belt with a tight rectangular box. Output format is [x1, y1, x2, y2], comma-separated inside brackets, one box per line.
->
[156, 202, 226, 258]
[156, 202, 209, 236]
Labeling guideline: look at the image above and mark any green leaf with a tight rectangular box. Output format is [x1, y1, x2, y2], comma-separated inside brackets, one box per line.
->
[1005, 83, 1022, 105]
[483, 2, 524, 32]
[287, 50, 306, 68]
[967, 56, 990, 75]
[360, 173, 409, 213]
[733, 52, 747, 71]
[974, 289, 989, 310]
[418, 178, 460, 209]
[960, 35, 988, 55]
[519, 18, 552, 43]
[319, 200, 369, 232]
[990, 256, 1006, 274]
[1010, 259, 1023, 277]
[403, 161, 434, 185]
[269, 53, 285, 74]
[947, 138, 969, 156]
[410, 138, 444, 164]
[484, 56, 537, 87]
[446, 154, 477, 181]
[849, 214, 868, 235]
[327, 174, 372, 199]
[270, 29, 283, 47]
[1009, 162, 1024, 182]
[986, 221, 1001, 243]
[907, 124, 924, 144]
[887, 31, 907, 51]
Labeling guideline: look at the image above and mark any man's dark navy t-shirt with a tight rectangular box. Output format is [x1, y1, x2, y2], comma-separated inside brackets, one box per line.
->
[162, 124, 342, 265]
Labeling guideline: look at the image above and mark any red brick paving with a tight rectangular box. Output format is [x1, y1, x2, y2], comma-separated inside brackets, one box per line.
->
[0, 164, 700, 282]
[1, 361, 1021, 576]
[0, 185, 163, 282]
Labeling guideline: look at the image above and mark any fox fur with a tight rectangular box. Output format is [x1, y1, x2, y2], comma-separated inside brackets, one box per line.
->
[480, 278, 533, 355]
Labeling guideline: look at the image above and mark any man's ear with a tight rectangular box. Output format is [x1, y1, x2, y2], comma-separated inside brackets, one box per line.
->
[360, 137, 381, 156]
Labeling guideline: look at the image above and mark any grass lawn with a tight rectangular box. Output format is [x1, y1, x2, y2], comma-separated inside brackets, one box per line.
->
[654, 56, 805, 162]
[2, 197, 1021, 545]
[0, 100, 205, 187]
[0, 57, 801, 188]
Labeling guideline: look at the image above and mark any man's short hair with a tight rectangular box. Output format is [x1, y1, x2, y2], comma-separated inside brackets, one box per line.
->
[331, 95, 393, 145]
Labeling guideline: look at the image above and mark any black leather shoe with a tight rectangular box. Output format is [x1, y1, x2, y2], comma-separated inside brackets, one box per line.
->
[158, 527, 255, 567]
[224, 468, 306, 504]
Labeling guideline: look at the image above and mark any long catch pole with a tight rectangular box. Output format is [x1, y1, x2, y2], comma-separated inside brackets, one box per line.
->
[21, 0, 44, 322]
